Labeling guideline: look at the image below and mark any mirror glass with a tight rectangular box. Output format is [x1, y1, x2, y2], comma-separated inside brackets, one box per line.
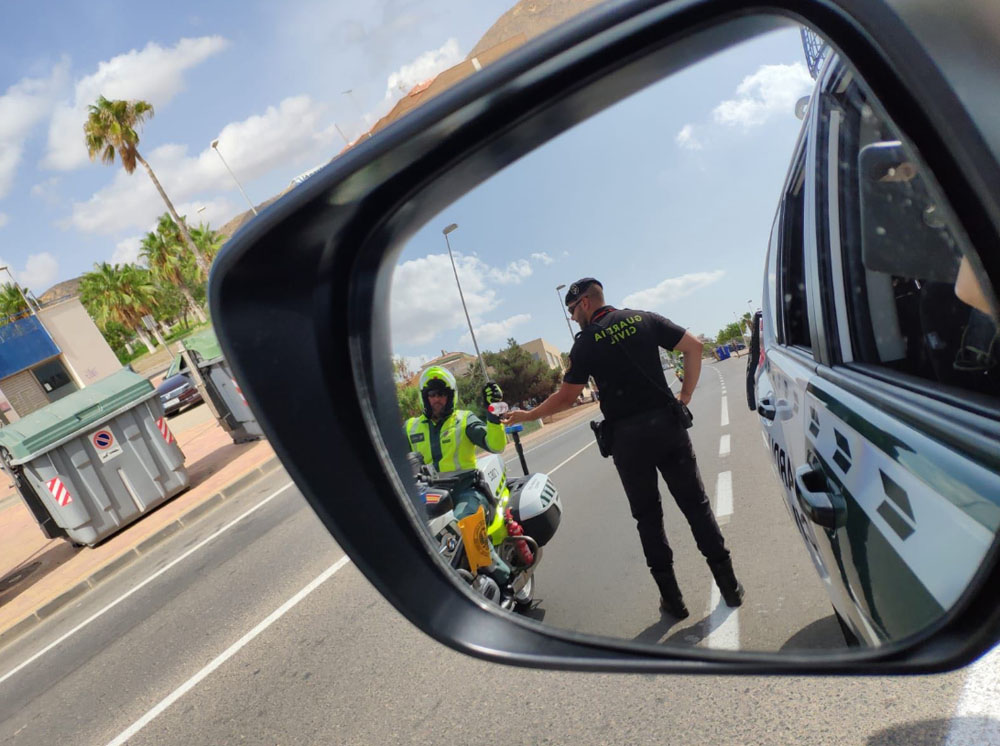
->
[387, 23, 1000, 653]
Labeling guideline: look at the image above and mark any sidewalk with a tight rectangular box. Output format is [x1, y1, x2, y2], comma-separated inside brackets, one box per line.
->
[0, 408, 280, 646]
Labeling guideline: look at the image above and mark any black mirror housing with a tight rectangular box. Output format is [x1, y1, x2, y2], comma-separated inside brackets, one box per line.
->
[210, 0, 1000, 674]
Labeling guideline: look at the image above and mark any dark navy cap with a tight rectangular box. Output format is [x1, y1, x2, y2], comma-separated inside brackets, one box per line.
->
[564, 278, 602, 306]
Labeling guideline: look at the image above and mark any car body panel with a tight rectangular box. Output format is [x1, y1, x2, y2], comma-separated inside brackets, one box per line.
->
[759, 51, 1000, 646]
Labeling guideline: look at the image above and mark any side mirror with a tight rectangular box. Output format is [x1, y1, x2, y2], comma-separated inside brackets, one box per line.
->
[210, 0, 1000, 674]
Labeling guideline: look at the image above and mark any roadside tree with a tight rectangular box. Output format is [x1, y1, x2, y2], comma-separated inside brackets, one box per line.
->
[83, 96, 211, 276]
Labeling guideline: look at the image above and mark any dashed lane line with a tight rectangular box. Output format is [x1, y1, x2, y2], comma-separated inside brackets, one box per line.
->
[719, 434, 731, 457]
[105, 555, 352, 746]
[715, 471, 733, 518]
[0, 481, 296, 689]
[704, 585, 740, 651]
[946, 643, 1000, 746]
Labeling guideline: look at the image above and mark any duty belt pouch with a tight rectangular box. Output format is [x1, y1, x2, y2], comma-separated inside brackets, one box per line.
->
[675, 401, 694, 429]
[590, 420, 613, 458]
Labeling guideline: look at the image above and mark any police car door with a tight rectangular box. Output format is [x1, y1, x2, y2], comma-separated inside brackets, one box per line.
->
[758, 124, 837, 606]
[795, 58, 1000, 646]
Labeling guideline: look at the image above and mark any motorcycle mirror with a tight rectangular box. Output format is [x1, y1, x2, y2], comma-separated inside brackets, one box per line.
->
[210, 0, 1000, 674]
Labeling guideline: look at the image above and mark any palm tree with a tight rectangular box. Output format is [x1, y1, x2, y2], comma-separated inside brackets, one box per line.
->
[83, 96, 211, 276]
[0, 283, 29, 322]
[79, 263, 161, 354]
[140, 216, 208, 323]
[190, 223, 224, 267]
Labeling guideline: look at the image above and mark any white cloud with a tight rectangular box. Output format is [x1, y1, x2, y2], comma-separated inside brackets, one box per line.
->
[713, 63, 813, 129]
[622, 270, 726, 311]
[15, 252, 59, 293]
[675, 124, 703, 151]
[0, 63, 68, 199]
[459, 314, 531, 347]
[175, 197, 239, 229]
[530, 252, 555, 266]
[384, 38, 462, 100]
[391, 252, 534, 348]
[0, 213, 7, 228]
[30, 176, 61, 206]
[69, 96, 335, 235]
[112, 235, 144, 265]
[489, 258, 532, 284]
[43, 36, 230, 170]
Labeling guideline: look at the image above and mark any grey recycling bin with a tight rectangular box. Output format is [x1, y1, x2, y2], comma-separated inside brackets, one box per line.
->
[0, 369, 188, 547]
[181, 329, 263, 444]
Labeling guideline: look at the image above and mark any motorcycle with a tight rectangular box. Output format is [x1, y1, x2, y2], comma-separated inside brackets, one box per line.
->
[409, 447, 562, 612]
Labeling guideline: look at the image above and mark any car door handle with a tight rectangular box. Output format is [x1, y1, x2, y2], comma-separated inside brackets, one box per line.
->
[794, 465, 847, 530]
[758, 397, 776, 420]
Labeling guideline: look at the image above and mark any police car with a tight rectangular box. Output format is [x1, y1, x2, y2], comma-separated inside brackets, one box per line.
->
[748, 52, 1000, 647]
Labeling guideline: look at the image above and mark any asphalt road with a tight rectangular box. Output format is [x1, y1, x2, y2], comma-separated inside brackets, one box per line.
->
[503, 356, 836, 650]
[0, 356, 997, 745]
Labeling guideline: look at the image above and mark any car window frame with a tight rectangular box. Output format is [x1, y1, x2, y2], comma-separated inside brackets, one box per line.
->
[814, 60, 1000, 424]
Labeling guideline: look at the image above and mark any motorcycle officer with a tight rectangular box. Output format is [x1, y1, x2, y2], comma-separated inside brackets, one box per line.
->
[405, 366, 510, 582]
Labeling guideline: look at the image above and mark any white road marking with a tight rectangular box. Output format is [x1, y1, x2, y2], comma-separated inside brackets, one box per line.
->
[548, 441, 596, 475]
[720, 396, 729, 427]
[0, 481, 296, 688]
[946, 644, 1000, 746]
[715, 471, 733, 517]
[761, 432, 769, 450]
[719, 434, 731, 457]
[704, 584, 740, 650]
[105, 555, 351, 746]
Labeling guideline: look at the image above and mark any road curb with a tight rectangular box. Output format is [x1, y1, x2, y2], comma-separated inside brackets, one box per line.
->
[0, 455, 285, 649]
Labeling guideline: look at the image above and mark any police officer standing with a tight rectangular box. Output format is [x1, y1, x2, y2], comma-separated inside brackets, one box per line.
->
[503, 278, 743, 618]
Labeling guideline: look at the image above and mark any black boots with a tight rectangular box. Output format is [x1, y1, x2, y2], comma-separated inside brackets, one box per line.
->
[652, 568, 689, 619]
[708, 557, 744, 607]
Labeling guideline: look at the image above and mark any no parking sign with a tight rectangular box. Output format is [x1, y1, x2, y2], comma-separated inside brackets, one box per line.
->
[90, 428, 123, 463]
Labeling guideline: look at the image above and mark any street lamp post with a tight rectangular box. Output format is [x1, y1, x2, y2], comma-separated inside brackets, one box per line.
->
[210, 139, 258, 216]
[555, 284, 575, 342]
[442, 224, 489, 380]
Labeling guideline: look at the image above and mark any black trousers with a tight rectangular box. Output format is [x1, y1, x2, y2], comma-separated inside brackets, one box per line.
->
[610, 408, 729, 573]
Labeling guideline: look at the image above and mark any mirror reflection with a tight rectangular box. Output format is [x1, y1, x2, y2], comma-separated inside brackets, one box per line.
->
[388, 25, 1000, 653]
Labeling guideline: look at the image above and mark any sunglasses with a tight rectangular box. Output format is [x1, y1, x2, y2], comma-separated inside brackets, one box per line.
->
[426, 390, 449, 398]
[568, 298, 585, 313]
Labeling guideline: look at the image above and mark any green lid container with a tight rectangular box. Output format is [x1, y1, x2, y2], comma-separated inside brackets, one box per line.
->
[182, 328, 223, 366]
[0, 368, 154, 464]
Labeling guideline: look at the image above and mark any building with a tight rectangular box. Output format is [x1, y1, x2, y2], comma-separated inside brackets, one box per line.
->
[521, 338, 565, 372]
[408, 351, 480, 387]
[0, 298, 122, 423]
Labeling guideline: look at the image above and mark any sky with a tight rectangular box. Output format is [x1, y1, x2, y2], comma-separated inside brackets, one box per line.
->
[0, 1, 812, 370]
[391, 25, 813, 371]
[0, 0, 512, 292]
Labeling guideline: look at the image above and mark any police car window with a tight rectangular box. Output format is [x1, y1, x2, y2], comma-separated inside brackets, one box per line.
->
[765, 210, 780, 340]
[832, 80, 999, 399]
[779, 168, 811, 349]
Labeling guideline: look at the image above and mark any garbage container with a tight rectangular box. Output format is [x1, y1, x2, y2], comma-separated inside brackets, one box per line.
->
[0, 369, 188, 546]
[180, 329, 263, 444]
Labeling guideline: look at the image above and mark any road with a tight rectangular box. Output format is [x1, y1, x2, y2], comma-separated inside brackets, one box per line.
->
[0, 356, 996, 745]
[503, 356, 835, 650]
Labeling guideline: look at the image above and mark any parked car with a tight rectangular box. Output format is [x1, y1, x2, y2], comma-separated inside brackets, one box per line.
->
[156, 357, 202, 416]
[749, 50, 1000, 646]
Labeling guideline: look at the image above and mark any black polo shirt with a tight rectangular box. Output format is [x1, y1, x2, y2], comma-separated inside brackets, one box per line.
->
[564, 306, 686, 423]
